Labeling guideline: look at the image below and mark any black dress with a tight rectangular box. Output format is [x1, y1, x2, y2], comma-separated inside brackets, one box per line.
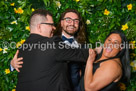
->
[80, 59, 121, 91]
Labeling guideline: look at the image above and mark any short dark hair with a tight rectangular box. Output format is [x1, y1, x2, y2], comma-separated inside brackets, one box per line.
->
[29, 9, 52, 25]
[54, 8, 86, 44]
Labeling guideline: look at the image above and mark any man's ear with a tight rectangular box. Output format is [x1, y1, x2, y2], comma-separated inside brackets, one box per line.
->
[37, 24, 41, 33]
[61, 20, 63, 27]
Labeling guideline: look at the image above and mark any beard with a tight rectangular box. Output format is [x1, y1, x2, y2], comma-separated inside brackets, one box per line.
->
[63, 25, 78, 36]
[63, 29, 75, 36]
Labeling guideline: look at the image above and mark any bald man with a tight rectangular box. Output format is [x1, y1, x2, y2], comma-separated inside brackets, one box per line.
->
[14, 9, 90, 91]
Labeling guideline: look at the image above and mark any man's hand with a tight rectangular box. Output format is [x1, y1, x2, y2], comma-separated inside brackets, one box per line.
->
[10, 50, 23, 72]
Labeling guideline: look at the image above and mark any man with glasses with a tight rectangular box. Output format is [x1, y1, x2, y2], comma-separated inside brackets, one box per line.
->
[10, 9, 101, 91]
[54, 9, 86, 91]
[10, 9, 91, 91]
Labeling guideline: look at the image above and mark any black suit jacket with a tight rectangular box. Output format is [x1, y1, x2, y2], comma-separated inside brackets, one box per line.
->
[16, 34, 89, 91]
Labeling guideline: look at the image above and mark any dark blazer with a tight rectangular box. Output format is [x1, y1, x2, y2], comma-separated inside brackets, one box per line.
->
[16, 34, 89, 91]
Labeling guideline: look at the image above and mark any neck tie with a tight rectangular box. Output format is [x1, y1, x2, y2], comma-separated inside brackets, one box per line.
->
[62, 36, 74, 44]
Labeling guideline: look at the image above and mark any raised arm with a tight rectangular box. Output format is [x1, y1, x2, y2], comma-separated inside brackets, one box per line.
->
[10, 50, 23, 72]
[84, 55, 122, 91]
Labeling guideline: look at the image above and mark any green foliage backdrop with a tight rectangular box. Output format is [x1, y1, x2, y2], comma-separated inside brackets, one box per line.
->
[0, 0, 136, 91]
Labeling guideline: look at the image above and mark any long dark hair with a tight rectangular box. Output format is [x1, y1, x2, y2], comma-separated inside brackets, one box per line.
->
[54, 8, 86, 44]
[97, 30, 131, 82]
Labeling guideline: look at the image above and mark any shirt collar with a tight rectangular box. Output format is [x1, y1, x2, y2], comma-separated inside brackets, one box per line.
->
[62, 33, 74, 39]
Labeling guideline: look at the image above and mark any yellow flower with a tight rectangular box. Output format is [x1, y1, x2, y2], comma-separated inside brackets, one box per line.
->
[32, 8, 35, 12]
[55, 1, 61, 8]
[86, 20, 91, 25]
[129, 41, 135, 49]
[26, 26, 30, 31]
[16, 39, 25, 48]
[5, 69, 10, 74]
[127, 4, 132, 11]
[130, 61, 134, 67]
[17, 8, 24, 14]
[130, 53, 136, 57]
[0, 48, 2, 52]
[14, 8, 24, 14]
[118, 82, 126, 90]
[20, 39, 25, 44]
[75, 0, 80, 2]
[16, 42, 22, 48]
[121, 24, 128, 31]
[131, 60, 136, 72]
[131, 41, 135, 44]
[10, 3, 15, 6]
[14, 8, 18, 13]
[104, 9, 110, 15]
[12, 89, 16, 91]
[134, 67, 136, 71]
[11, 20, 17, 24]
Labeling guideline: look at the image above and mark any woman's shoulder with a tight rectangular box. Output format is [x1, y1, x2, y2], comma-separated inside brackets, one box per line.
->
[101, 59, 121, 68]
[100, 59, 122, 75]
[100, 59, 122, 82]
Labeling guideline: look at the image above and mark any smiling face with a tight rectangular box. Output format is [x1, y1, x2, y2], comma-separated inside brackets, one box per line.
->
[61, 12, 79, 38]
[102, 33, 122, 59]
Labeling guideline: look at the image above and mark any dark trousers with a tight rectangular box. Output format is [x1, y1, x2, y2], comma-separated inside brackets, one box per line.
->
[69, 63, 82, 91]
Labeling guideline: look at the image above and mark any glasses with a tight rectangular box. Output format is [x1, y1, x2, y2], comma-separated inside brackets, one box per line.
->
[62, 17, 80, 24]
[41, 23, 54, 26]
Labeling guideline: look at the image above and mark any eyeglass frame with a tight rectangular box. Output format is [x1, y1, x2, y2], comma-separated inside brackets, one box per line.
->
[62, 17, 80, 24]
[40, 23, 54, 26]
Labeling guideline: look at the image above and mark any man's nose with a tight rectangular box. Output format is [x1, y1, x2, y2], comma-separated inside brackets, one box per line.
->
[70, 20, 75, 25]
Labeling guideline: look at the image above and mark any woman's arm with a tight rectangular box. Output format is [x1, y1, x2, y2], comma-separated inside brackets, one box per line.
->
[84, 58, 122, 91]
[84, 51, 96, 91]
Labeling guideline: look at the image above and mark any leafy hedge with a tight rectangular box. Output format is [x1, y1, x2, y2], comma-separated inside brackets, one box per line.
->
[0, 0, 136, 91]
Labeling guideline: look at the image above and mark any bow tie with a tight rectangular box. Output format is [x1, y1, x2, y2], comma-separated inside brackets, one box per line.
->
[62, 36, 74, 44]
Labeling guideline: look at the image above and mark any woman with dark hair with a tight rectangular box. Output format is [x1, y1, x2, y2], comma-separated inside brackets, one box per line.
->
[84, 30, 131, 91]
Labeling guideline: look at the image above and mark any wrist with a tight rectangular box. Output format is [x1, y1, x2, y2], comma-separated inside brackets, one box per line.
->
[10, 60, 14, 68]
[87, 60, 93, 65]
